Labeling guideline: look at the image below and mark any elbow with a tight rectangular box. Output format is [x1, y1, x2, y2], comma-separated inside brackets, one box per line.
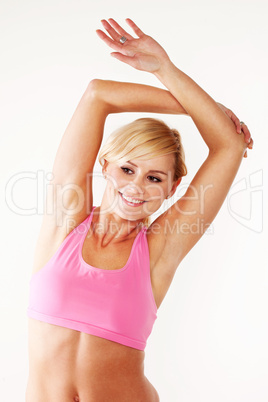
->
[210, 127, 248, 156]
[86, 79, 102, 98]
[85, 79, 111, 115]
[209, 137, 247, 160]
[86, 79, 112, 106]
[228, 132, 248, 155]
[88, 78, 102, 90]
[86, 79, 110, 101]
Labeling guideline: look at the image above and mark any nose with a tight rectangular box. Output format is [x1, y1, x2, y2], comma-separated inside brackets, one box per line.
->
[125, 176, 145, 196]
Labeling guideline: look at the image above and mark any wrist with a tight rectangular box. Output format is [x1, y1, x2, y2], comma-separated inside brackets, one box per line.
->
[153, 60, 178, 82]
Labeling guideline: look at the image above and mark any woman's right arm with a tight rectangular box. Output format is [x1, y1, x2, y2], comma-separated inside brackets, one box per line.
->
[51, 79, 185, 194]
[50, 80, 108, 189]
[51, 79, 186, 190]
[47, 79, 186, 224]
[49, 77, 245, 222]
[46, 80, 109, 224]
[91, 79, 187, 115]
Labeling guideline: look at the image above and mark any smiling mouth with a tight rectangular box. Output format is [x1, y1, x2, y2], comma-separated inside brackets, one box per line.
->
[119, 192, 146, 206]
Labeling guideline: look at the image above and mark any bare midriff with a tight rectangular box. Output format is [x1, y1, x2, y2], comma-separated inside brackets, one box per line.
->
[26, 318, 160, 402]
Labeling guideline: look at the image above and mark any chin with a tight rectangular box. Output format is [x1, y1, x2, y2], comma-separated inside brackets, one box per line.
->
[115, 206, 146, 222]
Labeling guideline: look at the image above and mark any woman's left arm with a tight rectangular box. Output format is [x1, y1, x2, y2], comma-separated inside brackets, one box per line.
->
[93, 79, 250, 156]
[96, 18, 254, 272]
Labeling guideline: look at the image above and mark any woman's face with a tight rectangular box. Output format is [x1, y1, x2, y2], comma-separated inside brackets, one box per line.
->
[103, 154, 177, 221]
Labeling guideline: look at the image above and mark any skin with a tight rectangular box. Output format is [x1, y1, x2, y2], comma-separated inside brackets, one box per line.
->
[94, 17, 254, 277]
[95, 155, 181, 245]
[26, 17, 254, 402]
[96, 18, 253, 157]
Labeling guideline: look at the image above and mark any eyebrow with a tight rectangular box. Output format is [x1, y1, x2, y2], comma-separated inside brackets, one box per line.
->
[126, 161, 168, 176]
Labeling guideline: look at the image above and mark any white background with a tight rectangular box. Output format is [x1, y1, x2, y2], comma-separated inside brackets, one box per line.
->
[1, 0, 267, 400]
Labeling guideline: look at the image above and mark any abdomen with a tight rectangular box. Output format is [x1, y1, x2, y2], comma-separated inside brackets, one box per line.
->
[26, 318, 159, 402]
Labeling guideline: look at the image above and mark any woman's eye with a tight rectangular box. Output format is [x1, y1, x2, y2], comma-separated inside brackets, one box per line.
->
[121, 167, 133, 174]
[148, 176, 161, 183]
[121, 168, 161, 182]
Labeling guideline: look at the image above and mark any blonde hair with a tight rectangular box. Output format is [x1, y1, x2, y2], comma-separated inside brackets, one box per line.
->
[98, 117, 187, 227]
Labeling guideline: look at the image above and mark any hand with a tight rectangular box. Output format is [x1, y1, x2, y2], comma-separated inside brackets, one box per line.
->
[217, 103, 253, 158]
[96, 18, 171, 74]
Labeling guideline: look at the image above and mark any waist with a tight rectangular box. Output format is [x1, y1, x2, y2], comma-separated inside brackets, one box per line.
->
[27, 319, 161, 401]
[28, 318, 146, 383]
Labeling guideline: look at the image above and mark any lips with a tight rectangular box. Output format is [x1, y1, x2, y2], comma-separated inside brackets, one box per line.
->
[119, 192, 146, 207]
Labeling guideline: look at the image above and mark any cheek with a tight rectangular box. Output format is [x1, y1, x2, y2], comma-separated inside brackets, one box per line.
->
[146, 183, 168, 201]
[107, 169, 128, 189]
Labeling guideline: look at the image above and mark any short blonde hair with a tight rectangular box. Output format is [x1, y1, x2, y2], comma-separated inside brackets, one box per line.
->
[98, 117, 187, 226]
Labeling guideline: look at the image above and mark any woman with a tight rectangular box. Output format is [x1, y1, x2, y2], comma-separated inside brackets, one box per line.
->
[26, 18, 253, 402]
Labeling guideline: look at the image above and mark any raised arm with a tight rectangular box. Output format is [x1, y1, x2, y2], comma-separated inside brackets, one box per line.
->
[51, 79, 187, 192]
[92, 79, 187, 115]
[90, 80, 247, 145]
[46, 79, 191, 228]
[96, 18, 254, 274]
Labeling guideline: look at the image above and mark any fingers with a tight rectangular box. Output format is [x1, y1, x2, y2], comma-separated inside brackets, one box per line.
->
[96, 18, 144, 53]
[221, 106, 253, 156]
[223, 107, 241, 134]
[228, 109, 241, 134]
[243, 135, 253, 158]
[125, 18, 145, 37]
[101, 19, 123, 42]
[241, 123, 251, 144]
[231, 112, 241, 134]
[248, 137, 254, 149]
[107, 18, 134, 40]
[96, 29, 126, 53]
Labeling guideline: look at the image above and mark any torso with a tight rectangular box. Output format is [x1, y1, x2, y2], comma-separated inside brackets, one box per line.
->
[26, 207, 174, 401]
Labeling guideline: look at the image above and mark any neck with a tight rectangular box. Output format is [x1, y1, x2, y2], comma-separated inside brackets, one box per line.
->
[91, 198, 144, 247]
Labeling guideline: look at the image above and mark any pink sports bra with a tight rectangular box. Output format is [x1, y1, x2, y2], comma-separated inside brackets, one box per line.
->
[27, 206, 158, 351]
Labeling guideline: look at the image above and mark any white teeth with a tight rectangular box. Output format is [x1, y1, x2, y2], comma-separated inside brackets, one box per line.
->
[121, 193, 144, 204]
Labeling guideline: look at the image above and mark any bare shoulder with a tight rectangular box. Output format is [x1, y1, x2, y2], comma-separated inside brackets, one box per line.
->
[31, 211, 90, 276]
[31, 168, 94, 275]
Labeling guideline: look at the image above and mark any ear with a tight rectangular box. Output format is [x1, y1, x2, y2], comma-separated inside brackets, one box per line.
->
[102, 159, 108, 178]
[169, 177, 182, 198]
